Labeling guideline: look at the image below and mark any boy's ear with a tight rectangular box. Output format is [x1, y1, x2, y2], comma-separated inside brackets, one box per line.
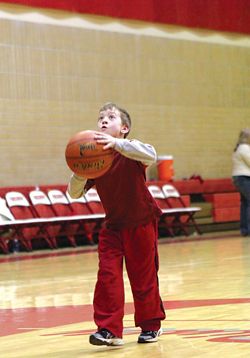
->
[121, 125, 129, 134]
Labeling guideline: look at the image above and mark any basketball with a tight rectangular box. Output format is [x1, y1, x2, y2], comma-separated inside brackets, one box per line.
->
[65, 130, 114, 178]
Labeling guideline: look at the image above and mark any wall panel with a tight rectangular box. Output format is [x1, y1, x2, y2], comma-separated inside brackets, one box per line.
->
[0, 5, 249, 186]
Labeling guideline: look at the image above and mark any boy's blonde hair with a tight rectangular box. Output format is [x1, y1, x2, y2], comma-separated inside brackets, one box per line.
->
[99, 102, 131, 138]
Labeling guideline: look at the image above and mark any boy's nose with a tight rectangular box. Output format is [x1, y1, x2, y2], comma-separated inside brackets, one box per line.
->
[101, 118, 108, 124]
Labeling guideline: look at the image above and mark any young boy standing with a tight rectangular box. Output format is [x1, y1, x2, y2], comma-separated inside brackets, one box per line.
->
[68, 102, 166, 346]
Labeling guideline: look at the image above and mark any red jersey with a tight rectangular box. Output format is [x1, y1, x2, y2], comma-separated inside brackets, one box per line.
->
[86, 152, 162, 230]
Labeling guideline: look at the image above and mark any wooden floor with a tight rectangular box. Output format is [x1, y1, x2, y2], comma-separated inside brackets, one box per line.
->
[0, 231, 250, 357]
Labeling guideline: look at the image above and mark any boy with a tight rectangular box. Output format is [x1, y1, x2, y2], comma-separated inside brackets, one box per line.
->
[67, 102, 166, 346]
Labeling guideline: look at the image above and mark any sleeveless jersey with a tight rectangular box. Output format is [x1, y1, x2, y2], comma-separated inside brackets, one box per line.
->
[87, 152, 162, 230]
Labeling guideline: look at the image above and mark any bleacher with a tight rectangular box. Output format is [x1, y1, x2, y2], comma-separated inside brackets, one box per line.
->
[156, 177, 240, 232]
[0, 178, 240, 254]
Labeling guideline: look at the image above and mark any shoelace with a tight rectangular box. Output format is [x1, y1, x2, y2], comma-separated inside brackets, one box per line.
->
[100, 329, 114, 339]
[142, 331, 156, 335]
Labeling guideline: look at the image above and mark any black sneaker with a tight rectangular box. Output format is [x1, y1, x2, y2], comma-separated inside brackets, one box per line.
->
[138, 328, 163, 343]
[89, 329, 124, 346]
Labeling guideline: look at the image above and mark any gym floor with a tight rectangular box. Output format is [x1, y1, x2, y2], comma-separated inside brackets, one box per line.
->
[0, 231, 250, 357]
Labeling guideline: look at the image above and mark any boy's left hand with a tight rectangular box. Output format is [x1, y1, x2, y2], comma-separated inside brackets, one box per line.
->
[94, 132, 116, 150]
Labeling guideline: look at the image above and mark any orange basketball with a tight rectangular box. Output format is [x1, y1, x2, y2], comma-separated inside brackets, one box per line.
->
[65, 130, 114, 178]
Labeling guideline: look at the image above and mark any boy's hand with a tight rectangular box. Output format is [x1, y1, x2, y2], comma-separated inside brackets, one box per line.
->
[94, 132, 116, 150]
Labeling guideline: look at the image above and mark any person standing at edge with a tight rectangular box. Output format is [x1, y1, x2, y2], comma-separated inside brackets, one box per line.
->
[67, 102, 166, 346]
[232, 128, 250, 237]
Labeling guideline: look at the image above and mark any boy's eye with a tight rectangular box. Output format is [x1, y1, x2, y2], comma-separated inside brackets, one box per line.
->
[98, 112, 117, 121]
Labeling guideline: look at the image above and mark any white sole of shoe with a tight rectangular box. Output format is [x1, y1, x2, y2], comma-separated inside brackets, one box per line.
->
[138, 327, 163, 343]
[89, 334, 124, 346]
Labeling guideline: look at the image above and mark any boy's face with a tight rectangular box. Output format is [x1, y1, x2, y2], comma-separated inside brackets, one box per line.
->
[97, 107, 129, 138]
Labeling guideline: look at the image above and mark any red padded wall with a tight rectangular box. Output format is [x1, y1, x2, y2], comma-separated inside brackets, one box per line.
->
[1, 0, 250, 35]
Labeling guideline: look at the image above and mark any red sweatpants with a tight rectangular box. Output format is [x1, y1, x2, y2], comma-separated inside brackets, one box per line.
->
[93, 219, 166, 338]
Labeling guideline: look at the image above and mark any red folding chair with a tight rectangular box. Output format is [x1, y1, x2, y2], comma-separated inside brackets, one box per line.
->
[0, 198, 15, 253]
[65, 191, 90, 215]
[147, 184, 179, 237]
[66, 191, 104, 244]
[147, 184, 169, 210]
[29, 190, 63, 248]
[5, 191, 56, 251]
[84, 188, 105, 215]
[47, 189, 79, 247]
[161, 184, 202, 236]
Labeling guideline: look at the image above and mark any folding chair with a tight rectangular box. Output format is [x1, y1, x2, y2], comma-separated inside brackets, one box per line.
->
[29, 190, 63, 248]
[47, 189, 79, 247]
[147, 184, 170, 210]
[147, 184, 180, 237]
[5, 191, 56, 251]
[66, 191, 103, 244]
[65, 191, 90, 215]
[161, 184, 202, 236]
[84, 188, 105, 215]
[0, 198, 15, 253]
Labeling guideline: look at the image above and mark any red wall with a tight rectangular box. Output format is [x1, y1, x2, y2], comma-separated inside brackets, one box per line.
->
[1, 0, 250, 35]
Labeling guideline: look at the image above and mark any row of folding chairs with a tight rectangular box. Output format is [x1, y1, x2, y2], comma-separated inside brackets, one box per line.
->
[0, 184, 202, 254]
[0, 188, 105, 254]
[147, 184, 201, 237]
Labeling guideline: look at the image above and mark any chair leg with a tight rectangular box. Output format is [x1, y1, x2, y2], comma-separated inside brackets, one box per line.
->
[181, 214, 202, 236]
[67, 235, 77, 247]
[86, 233, 95, 245]
[48, 236, 58, 249]
[0, 239, 9, 254]
[162, 216, 175, 237]
[190, 216, 202, 235]
[21, 239, 33, 251]
[81, 222, 96, 244]
[178, 221, 189, 236]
